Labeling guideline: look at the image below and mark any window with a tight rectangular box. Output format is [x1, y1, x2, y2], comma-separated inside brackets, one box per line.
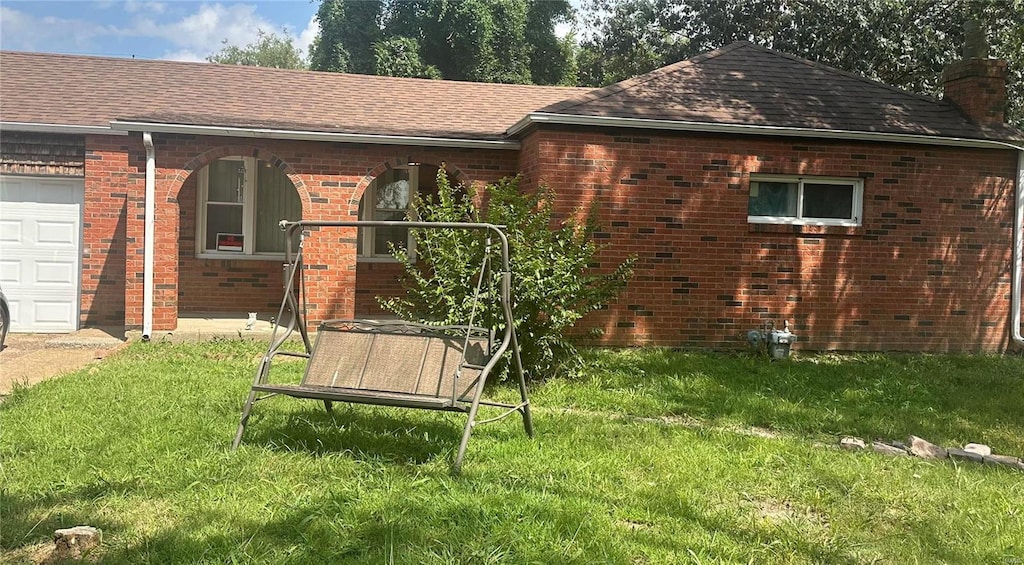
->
[748, 175, 863, 226]
[358, 165, 420, 260]
[196, 157, 301, 257]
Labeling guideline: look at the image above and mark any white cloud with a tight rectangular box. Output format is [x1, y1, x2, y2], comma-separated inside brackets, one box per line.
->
[0, 6, 117, 52]
[122, 3, 279, 56]
[160, 48, 206, 62]
[296, 14, 318, 58]
[124, 1, 167, 14]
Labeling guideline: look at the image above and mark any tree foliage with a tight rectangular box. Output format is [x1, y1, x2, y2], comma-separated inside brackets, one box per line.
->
[381, 171, 634, 379]
[310, 0, 576, 85]
[578, 0, 1024, 126]
[207, 29, 306, 69]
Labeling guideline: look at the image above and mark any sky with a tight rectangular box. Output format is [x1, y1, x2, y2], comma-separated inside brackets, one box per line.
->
[0, 1, 322, 62]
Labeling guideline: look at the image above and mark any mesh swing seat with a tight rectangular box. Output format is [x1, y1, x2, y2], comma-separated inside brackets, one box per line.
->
[232, 221, 533, 473]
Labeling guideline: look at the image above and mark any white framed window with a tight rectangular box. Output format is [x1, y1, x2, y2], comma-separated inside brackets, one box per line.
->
[358, 165, 419, 261]
[196, 157, 301, 259]
[748, 175, 863, 226]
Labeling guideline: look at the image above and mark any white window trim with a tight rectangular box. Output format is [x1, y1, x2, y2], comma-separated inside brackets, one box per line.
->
[358, 165, 419, 262]
[195, 156, 291, 261]
[747, 174, 864, 227]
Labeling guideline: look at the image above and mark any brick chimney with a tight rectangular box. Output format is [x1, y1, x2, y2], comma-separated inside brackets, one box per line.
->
[942, 20, 1008, 125]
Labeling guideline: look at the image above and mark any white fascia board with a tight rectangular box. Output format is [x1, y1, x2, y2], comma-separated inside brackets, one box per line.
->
[0, 121, 128, 136]
[508, 112, 1024, 151]
[109, 121, 520, 150]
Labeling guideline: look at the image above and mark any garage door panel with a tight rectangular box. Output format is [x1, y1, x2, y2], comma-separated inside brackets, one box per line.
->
[32, 301, 76, 327]
[0, 260, 21, 285]
[36, 220, 78, 246]
[35, 261, 77, 285]
[0, 175, 83, 332]
[0, 219, 23, 242]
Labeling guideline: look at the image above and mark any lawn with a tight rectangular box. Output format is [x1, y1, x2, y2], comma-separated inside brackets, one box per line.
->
[1, 341, 1022, 564]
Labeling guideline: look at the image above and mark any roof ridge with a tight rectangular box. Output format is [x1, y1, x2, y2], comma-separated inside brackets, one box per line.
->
[734, 42, 947, 106]
[0, 50, 588, 93]
[539, 41, 752, 114]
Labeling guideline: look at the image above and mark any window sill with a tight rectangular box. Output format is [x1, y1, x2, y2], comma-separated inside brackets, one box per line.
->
[196, 252, 288, 262]
[747, 223, 862, 236]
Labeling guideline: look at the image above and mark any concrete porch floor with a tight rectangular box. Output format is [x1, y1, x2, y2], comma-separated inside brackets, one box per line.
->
[127, 312, 296, 343]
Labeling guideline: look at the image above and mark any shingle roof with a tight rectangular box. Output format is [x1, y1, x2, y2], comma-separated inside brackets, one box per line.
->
[538, 42, 1024, 142]
[0, 51, 588, 141]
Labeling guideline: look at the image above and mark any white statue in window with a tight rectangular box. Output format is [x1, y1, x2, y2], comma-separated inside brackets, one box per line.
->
[377, 179, 410, 210]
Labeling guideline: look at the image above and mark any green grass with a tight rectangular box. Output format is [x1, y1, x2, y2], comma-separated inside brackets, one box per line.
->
[1, 342, 1022, 564]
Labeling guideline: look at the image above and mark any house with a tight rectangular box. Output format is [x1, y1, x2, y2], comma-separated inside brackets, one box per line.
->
[1, 42, 1021, 352]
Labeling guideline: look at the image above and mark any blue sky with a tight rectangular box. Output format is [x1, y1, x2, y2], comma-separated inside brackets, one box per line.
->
[0, 1, 321, 62]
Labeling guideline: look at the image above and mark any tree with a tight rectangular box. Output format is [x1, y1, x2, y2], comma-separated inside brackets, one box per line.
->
[207, 29, 305, 69]
[579, 0, 1024, 126]
[381, 171, 634, 378]
[308, 0, 381, 74]
[310, 0, 577, 85]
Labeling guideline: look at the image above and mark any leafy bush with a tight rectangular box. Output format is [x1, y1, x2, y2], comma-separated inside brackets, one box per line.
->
[382, 170, 634, 380]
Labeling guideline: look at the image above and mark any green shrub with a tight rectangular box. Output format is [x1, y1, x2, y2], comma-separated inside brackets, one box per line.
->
[381, 170, 634, 380]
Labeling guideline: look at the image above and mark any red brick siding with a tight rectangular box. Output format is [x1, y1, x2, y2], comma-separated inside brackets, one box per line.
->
[81, 134, 142, 328]
[519, 127, 1019, 352]
[106, 133, 517, 331]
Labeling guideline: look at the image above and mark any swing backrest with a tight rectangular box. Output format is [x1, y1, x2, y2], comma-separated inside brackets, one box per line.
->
[301, 320, 492, 402]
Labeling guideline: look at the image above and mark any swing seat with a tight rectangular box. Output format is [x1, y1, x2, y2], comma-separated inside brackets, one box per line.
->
[232, 220, 533, 473]
[252, 319, 491, 412]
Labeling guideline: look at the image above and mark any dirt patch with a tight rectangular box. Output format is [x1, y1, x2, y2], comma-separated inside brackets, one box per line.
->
[0, 331, 124, 398]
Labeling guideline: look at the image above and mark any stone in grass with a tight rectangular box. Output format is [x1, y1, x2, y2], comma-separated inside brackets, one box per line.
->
[53, 526, 101, 560]
[982, 454, 1024, 471]
[947, 447, 984, 463]
[840, 437, 866, 450]
[908, 436, 947, 460]
[872, 441, 909, 456]
[963, 443, 992, 457]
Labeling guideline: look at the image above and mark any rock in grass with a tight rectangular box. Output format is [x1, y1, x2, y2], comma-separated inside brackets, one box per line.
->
[908, 436, 947, 459]
[53, 526, 101, 559]
[840, 437, 866, 450]
[947, 447, 984, 463]
[982, 454, 1023, 471]
[872, 442, 909, 456]
[963, 443, 992, 457]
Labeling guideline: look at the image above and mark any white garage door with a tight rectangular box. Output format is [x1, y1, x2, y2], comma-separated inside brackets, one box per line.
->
[0, 175, 84, 332]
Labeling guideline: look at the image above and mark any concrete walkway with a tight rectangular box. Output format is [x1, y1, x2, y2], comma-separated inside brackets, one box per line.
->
[0, 328, 125, 397]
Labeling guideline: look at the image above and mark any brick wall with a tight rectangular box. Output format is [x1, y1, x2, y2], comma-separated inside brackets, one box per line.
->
[102, 133, 517, 331]
[81, 134, 142, 327]
[518, 126, 1019, 352]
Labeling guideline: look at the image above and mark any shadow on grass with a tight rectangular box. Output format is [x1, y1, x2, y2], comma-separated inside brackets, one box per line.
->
[573, 350, 1024, 451]
[243, 402, 464, 465]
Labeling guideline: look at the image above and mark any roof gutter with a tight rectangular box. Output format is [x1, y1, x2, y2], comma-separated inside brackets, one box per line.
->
[110, 120, 520, 150]
[508, 112, 1023, 151]
[511, 112, 1024, 349]
[0, 121, 128, 136]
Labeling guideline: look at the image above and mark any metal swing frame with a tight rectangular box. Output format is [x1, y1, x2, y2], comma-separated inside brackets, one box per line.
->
[231, 220, 533, 473]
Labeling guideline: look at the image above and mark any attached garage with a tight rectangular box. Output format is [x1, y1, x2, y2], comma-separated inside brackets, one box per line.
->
[0, 175, 84, 332]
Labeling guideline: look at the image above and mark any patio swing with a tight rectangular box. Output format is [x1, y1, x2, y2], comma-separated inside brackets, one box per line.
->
[231, 220, 533, 472]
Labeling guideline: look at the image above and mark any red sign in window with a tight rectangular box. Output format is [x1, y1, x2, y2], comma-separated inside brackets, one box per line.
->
[216, 233, 244, 252]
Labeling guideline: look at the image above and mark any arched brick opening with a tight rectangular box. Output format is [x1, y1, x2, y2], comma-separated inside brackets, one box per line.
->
[156, 145, 310, 328]
[353, 160, 470, 316]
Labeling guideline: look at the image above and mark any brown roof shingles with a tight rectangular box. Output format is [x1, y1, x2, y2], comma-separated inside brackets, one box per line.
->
[3, 44, 1021, 143]
[0, 51, 588, 140]
[539, 42, 1024, 142]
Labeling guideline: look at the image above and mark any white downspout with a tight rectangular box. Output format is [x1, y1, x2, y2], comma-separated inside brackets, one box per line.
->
[142, 133, 155, 341]
[1012, 149, 1024, 347]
